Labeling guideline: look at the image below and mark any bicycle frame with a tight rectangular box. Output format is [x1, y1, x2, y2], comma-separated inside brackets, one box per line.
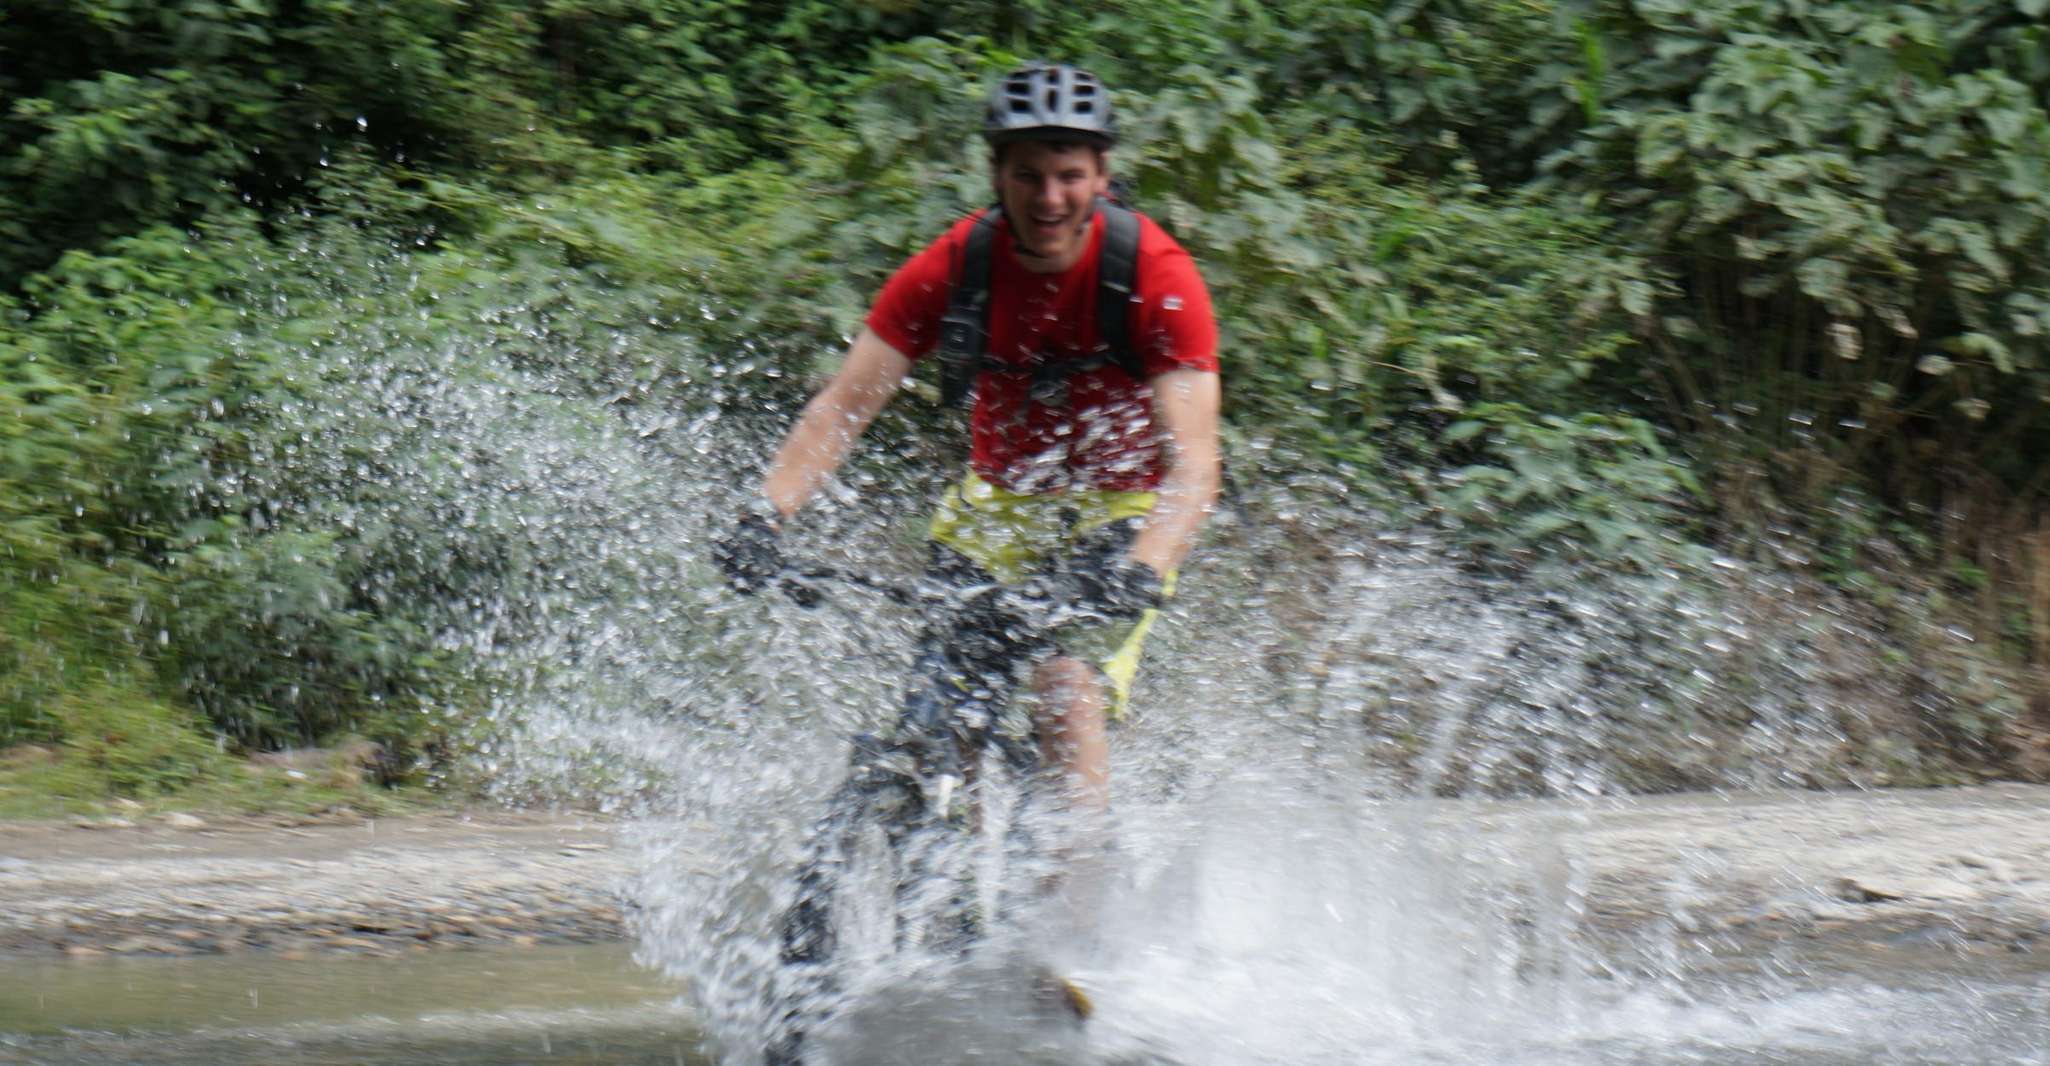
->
[765, 570, 1064, 1066]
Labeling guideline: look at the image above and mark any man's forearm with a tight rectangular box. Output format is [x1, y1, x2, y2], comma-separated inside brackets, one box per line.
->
[761, 395, 862, 519]
[755, 329, 911, 520]
[1130, 368, 1223, 576]
[1130, 455, 1219, 575]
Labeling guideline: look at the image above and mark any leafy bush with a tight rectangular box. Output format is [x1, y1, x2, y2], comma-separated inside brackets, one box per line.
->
[1434, 406, 1703, 572]
[2, 1, 2044, 797]
[49, 681, 219, 798]
[1544, 0, 2050, 508]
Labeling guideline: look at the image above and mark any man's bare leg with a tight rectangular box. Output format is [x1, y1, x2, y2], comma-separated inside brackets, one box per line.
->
[1034, 655, 1110, 811]
[1026, 655, 1111, 1019]
[1028, 661, 1118, 906]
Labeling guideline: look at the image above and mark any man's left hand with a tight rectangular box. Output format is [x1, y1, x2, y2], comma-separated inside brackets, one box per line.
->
[1072, 556, 1164, 621]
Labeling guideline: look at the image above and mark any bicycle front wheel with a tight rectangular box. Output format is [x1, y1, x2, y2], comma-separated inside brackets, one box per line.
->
[767, 777, 910, 1065]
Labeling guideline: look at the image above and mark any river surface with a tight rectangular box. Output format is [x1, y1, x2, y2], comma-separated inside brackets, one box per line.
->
[4, 935, 2046, 1065]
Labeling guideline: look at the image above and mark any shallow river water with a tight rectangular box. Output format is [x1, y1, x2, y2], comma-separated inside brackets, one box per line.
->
[4, 935, 2046, 1065]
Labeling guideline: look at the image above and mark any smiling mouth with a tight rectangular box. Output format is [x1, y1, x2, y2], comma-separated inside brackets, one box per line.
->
[1014, 211, 1080, 258]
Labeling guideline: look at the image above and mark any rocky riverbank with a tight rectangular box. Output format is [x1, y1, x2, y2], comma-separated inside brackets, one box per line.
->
[0, 811, 630, 959]
[4, 785, 2047, 961]
[1477, 781, 2050, 955]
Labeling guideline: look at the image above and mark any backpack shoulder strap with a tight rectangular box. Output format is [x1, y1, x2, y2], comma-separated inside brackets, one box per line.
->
[1094, 198, 1146, 384]
[938, 208, 1002, 407]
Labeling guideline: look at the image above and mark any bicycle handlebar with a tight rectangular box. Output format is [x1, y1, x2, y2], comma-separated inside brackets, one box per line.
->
[785, 566, 925, 607]
[780, 564, 1097, 638]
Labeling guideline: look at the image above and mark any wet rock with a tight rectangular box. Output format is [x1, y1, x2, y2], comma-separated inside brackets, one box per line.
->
[1804, 902, 1862, 922]
[1955, 854, 2017, 883]
[1885, 925, 1966, 950]
[1911, 879, 1986, 903]
[108, 936, 176, 954]
[1836, 874, 1982, 904]
[1835, 875, 1904, 902]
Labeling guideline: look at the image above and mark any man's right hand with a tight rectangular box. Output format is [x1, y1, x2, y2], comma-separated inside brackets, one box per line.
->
[713, 512, 786, 595]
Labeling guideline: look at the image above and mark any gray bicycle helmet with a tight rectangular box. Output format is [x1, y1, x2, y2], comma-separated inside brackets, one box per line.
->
[982, 62, 1116, 148]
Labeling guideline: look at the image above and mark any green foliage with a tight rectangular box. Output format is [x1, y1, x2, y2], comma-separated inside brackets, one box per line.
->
[2, 0, 470, 283]
[47, 680, 219, 799]
[1435, 406, 1703, 571]
[2, 0, 2045, 797]
[1, 195, 469, 750]
[1544, 0, 2050, 508]
[0, 227, 200, 746]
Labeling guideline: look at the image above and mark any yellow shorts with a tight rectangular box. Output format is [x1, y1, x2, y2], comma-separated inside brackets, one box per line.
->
[926, 472, 1176, 718]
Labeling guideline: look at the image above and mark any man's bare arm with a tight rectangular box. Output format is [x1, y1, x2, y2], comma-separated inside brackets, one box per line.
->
[759, 328, 913, 520]
[1130, 368, 1222, 575]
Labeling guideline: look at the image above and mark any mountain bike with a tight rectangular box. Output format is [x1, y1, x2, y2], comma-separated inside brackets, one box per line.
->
[759, 563, 1096, 1066]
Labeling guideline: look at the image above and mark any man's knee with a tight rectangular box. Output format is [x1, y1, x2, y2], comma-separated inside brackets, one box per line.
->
[1035, 656, 1106, 720]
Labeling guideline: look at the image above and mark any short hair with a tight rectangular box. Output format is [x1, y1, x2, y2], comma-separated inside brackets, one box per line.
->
[990, 137, 1110, 170]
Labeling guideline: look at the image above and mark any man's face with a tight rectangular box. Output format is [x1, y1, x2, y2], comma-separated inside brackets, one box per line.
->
[992, 140, 1110, 269]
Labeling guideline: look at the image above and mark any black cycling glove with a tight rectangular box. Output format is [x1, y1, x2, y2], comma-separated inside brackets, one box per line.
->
[1070, 556, 1164, 622]
[713, 512, 786, 596]
[714, 509, 824, 608]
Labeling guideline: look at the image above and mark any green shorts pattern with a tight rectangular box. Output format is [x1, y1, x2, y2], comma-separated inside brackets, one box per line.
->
[926, 472, 1176, 718]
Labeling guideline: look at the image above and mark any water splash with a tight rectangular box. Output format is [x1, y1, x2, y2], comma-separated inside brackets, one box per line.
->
[195, 239, 2031, 1064]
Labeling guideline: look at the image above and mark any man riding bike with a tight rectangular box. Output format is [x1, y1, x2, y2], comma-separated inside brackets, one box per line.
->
[717, 59, 1221, 879]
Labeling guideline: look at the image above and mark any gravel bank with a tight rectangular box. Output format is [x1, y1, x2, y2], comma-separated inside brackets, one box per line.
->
[4, 785, 2046, 960]
[0, 811, 630, 959]
[1476, 782, 2050, 949]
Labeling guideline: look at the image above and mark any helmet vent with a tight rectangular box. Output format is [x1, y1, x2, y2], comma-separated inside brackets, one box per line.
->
[982, 62, 1117, 146]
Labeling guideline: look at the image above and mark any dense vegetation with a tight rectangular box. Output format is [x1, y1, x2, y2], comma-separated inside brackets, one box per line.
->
[3, 0, 2046, 807]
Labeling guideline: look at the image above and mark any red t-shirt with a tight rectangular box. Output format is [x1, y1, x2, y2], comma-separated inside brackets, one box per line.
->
[866, 209, 1218, 494]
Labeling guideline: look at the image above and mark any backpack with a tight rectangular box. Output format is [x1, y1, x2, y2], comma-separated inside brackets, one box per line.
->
[935, 196, 1145, 408]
